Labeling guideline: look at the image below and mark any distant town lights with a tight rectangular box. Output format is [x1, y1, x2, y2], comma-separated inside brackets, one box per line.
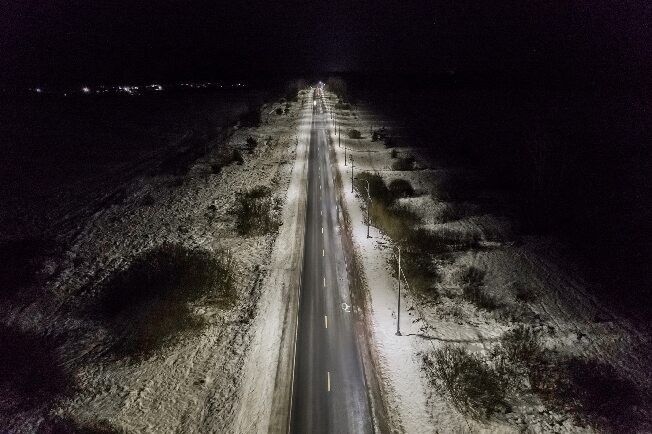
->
[82, 86, 91, 93]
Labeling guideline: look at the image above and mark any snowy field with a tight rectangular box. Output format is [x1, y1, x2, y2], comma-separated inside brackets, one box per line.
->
[326, 91, 652, 433]
[0, 93, 304, 433]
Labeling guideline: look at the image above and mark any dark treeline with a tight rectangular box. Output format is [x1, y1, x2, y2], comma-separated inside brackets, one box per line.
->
[338, 73, 651, 318]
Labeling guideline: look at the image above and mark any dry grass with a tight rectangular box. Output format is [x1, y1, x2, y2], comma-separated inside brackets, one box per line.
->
[456, 265, 498, 310]
[530, 356, 645, 432]
[234, 186, 281, 236]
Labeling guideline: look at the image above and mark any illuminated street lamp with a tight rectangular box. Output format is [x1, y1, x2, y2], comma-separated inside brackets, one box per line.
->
[396, 247, 402, 336]
[350, 155, 354, 193]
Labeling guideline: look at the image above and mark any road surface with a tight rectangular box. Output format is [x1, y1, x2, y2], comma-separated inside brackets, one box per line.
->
[290, 89, 373, 433]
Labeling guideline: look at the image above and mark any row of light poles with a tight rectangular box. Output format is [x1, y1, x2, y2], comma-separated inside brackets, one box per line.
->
[325, 87, 403, 336]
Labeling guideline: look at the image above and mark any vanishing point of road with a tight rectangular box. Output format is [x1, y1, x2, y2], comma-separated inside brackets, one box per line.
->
[289, 88, 373, 433]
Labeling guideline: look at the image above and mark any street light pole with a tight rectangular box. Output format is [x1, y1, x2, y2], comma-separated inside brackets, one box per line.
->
[344, 140, 347, 166]
[351, 155, 354, 193]
[396, 247, 402, 336]
[366, 180, 371, 238]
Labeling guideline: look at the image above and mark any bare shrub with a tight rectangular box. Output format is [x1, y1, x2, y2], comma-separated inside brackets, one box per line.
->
[391, 155, 415, 171]
[348, 129, 361, 139]
[530, 356, 645, 433]
[430, 226, 481, 249]
[514, 283, 536, 303]
[354, 172, 390, 203]
[335, 101, 352, 110]
[424, 346, 508, 420]
[235, 186, 280, 235]
[232, 149, 244, 165]
[369, 203, 420, 242]
[499, 325, 543, 370]
[246, 136, 258, 150]
[457, 266, 497, 310]
[389, 249, 440, 294]
[403, 228, 449, 255]
[438, 202, 479, 223]
[456, 265, 485, 290]
[388, 179, 415, 199]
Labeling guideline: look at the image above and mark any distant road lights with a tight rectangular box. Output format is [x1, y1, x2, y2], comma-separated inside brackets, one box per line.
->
[81, 86, 90, 94]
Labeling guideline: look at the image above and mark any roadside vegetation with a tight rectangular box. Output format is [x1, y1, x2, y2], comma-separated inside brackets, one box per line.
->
[335, 101, 352, 111]
[423, 325, 647, 431]
[456, 265, 498, 311]
[234, 186, 281, 236]
[391, 155, 415, 171]
[347, 129, 362, 139]
[342, 94, 649, 431]
[89, 244, 235, 359]
[356, 166, 646, 430]
[354, 172, 484, 295]
[423, 345, 508, 420]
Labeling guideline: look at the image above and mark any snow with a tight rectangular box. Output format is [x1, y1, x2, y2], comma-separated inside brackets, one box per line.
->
[0, 95, 307, 432]
[234, 92, 312, 433]
[325, 91, 652, 433]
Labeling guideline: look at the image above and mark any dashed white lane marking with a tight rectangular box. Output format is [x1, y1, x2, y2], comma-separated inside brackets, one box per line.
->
[325, 315, 328, 328]
[322, 249, 325, 257]
[321, 227, 324, 234]
[323, 277, 326, 287]
[327, 372, 331, 392]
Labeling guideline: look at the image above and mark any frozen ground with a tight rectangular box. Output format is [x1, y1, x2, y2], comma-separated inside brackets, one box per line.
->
[326, 91, 652, 433]
[0, 94, 305, 432]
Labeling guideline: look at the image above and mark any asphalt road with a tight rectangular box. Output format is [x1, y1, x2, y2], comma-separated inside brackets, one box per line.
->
[290, 89, 373, 434]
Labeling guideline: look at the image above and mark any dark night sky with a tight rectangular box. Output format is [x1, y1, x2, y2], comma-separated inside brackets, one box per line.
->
[1, 0, 650, 86]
